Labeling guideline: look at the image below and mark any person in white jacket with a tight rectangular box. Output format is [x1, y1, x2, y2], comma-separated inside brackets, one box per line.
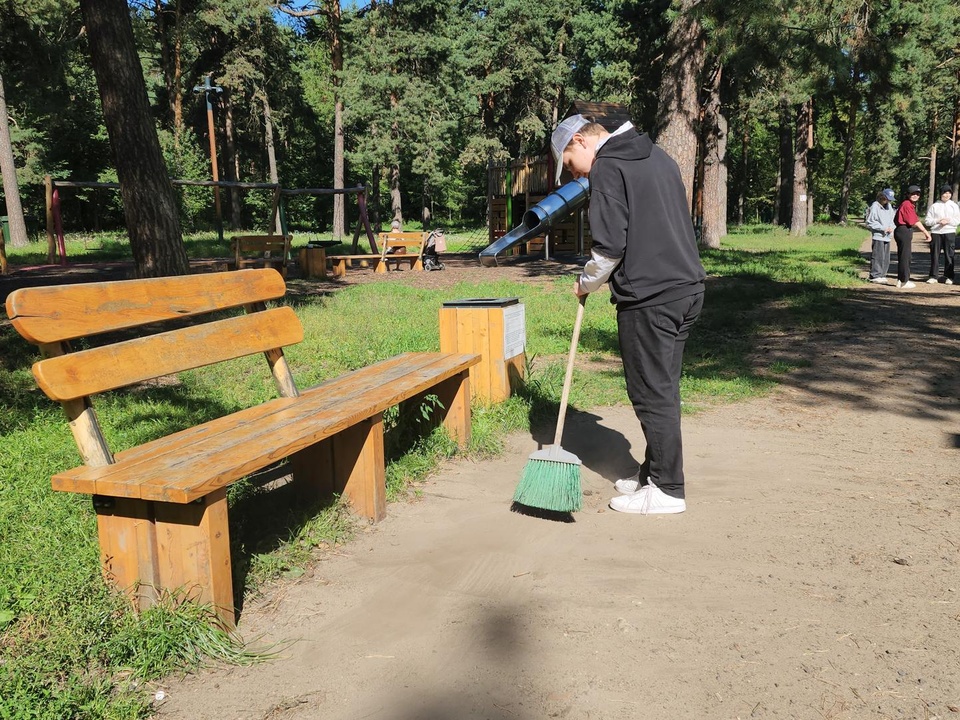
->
[865, 188, 897, 284]
[924, 185, 960, 284]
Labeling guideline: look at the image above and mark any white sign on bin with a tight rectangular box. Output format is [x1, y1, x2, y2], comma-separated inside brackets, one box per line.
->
[502, 304, 525, 359]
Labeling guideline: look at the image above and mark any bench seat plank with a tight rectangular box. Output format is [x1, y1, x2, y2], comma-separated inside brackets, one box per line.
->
[52, 352, 480, 502]
[33, 307, 303, 402]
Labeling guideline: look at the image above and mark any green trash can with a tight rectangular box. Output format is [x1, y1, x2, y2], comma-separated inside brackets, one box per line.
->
[0, 216, 9, 246]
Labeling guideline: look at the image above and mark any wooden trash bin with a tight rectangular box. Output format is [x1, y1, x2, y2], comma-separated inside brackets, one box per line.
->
[298, 247, 327, 279]
[439, 298, 525, 404]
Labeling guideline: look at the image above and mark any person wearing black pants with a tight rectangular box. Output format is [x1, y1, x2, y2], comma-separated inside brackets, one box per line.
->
[924, 185, 960, 284]
[894, 185, 931, 289]
[617, 293, 703, 500]
[551, 114, 705, 515]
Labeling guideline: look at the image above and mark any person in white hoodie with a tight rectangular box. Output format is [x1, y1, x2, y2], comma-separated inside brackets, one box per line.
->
[924, 185, 960, 284]
[865, 188, 897, 284]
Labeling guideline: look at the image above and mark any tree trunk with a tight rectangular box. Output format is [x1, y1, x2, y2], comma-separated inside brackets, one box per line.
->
[952, 80, 960, 194]
[390, 163, 402, 225]
[261, 91, 280, 234]
[421, 179, 431, 229]
[774, 96, 792, 227]
[927, 111, 938, 210]
[652, 0, 705, 213]
[79, 0, 188, 277]
[329, 0, 345, 239]
[950, 80, 960, 198]
[700, 65, 726, 249]
[371, 163, 381, 230]
[790, 98, 812, 236]
[389, 91, 402, 224]
[223, 97, 242, 230]
[737, 118, 749, 226]
[838, 83, 859, 224]
[0, 72, 29, 249]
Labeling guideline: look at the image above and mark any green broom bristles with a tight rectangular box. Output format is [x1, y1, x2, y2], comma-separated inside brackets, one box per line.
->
[512, 453, 582, 513]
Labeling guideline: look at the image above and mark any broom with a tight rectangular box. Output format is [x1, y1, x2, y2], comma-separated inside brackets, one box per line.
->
[512, 295, 586, 512]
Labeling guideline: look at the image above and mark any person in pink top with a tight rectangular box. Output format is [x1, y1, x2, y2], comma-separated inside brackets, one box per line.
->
[893, 185, 931, 289]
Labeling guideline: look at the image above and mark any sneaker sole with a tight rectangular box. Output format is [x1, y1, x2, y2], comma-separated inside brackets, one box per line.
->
[608, 500, 686, 515]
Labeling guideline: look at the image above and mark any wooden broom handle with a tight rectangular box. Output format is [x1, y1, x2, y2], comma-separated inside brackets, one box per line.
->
[553, 295, 586, 446]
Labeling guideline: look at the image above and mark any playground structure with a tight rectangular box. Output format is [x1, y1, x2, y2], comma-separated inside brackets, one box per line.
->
[480, 178, 591, 266]
[41, 176, 379, 266]
[484, 100, 631, 260]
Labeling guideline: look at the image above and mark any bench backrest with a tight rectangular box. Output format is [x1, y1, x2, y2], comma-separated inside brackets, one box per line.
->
[378, 232, 427, 260]
[232, 235, 291, 276]
[6, 268, 301, 465]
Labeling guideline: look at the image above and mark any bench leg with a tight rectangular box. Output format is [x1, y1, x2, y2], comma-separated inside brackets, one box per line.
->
[437, 371, 472, 448]
[95, 496, 159, 611]
[330, 259, 346, 278]
[153, 488, 234, 627]
[336, 414, 386, 521]
[94, 490, 235, 627]
[289, 438, 335, 506]
[399, 372, 472, 449]
[291, 415, 386, 522]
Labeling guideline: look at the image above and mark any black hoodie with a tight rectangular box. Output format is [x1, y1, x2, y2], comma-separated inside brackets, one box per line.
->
[589, 130, 705, 309]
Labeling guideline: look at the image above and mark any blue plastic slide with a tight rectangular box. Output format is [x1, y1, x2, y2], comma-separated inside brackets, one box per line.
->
[479, 178, 590, 267]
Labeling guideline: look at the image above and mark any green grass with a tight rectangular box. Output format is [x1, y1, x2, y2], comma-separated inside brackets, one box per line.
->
[0, 223, 867, 717]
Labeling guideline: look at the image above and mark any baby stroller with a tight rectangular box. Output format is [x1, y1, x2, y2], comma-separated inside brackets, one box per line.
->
[423, 229, 446, 271]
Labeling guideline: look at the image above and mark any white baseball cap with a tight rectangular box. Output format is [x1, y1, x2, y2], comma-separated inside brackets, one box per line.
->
[551, 114, 590, 184]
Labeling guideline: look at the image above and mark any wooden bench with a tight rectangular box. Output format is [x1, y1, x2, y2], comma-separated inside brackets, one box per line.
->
[325, 232, 428, 278]
[326, 253, 381, 278]
[232, 234, 292, 277]
[378, 231, 427, 272]
[5, 269, 479, 626]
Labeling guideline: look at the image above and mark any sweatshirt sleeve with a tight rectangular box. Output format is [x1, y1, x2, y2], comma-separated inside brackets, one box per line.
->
[579, 249, 620, 293]
[865, 204, 884, 232]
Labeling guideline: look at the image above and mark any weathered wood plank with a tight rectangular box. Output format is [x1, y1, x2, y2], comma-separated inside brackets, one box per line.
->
[33, 307, 303, 401]
[51, 352, 480, 502]
[6, 269, 287, 344]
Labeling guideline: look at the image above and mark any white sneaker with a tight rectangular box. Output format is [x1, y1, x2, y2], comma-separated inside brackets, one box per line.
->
[927, 277, 938, 284]
[897, 281, 916, 289]
[609, 483, 686, 515]
[614, 472, 649, 494]
[946, 278, 954, 285]
[868, 277, 889, 284]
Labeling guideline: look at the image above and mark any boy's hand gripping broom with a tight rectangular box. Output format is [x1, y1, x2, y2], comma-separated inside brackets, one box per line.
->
[512, 295, 586, 512]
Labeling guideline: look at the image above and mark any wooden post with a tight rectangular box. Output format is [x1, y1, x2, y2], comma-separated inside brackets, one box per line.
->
[44, 175, 55, 264]
[290, 416, 386, 522]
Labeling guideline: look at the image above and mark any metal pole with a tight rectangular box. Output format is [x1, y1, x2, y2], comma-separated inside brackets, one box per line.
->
[194, 75, 224, 242]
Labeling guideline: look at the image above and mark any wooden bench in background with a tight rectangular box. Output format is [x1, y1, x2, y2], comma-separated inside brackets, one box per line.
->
[325, 232, 428, 278]
[378, 231, 427, 272]
[232, 234, 292, 277]
[325, 253, 380, 278]
[5, 269, 479, 626]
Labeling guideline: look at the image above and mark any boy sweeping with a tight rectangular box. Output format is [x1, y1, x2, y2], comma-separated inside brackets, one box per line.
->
[552, 115, 705, 514]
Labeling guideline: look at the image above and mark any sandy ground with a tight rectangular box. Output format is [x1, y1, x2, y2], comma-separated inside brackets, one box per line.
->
[129, 244, 959, 719]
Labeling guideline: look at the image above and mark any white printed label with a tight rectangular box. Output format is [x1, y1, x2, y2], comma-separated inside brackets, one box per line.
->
[502, 304, 525, 359]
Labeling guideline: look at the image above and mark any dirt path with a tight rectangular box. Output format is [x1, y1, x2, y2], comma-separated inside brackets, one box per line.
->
[134, 251, 960, 720]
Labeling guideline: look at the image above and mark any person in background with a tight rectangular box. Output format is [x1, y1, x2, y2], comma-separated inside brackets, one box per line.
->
[893, 185, 930, 289]
[924, 185, 960, 284]
[865, 188, 896, 284]
[553, 114, 705, 515]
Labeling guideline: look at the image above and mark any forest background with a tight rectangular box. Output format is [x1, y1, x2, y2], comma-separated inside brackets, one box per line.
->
[1, 0, 959, 264]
